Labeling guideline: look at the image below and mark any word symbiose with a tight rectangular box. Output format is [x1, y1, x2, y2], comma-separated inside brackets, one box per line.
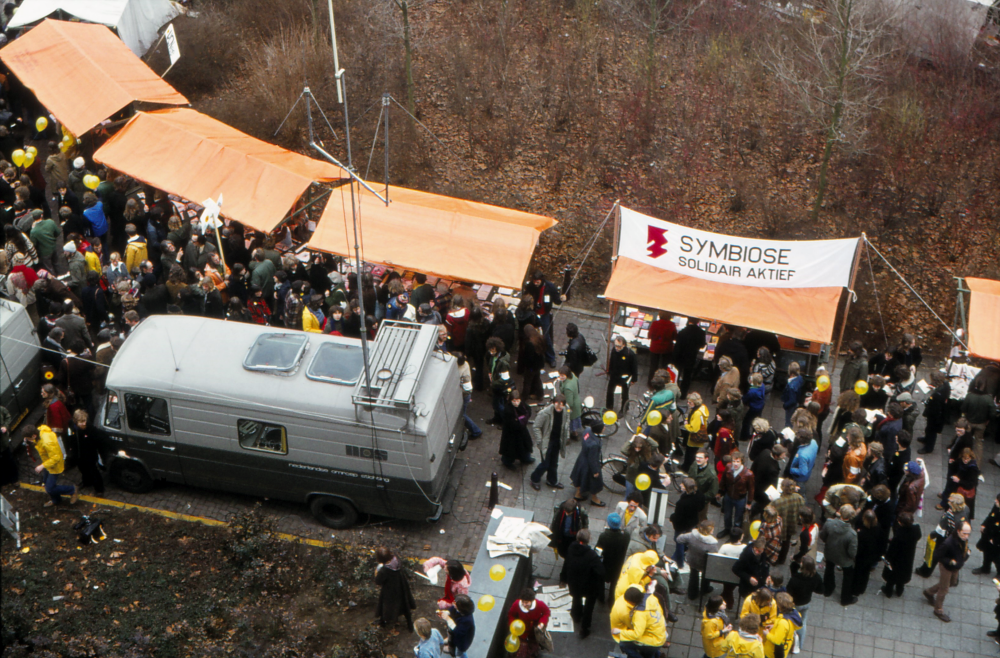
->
[677, 236, 796, 281]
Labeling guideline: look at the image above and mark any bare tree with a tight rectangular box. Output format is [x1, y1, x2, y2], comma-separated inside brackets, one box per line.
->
[392, 0, 417, 116]
[604, 0, 705, 89]
[766, 0, 899, 221]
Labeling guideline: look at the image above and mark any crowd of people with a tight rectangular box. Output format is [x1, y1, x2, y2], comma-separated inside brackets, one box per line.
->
[4, 111, 1000, 658]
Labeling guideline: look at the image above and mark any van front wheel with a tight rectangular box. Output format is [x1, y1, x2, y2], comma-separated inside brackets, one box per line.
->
[309, 496, 358, 529]
[111, 460, 153, 493]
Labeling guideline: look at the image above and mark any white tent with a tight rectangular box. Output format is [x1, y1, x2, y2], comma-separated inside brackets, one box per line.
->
[6, 0, 179, 55]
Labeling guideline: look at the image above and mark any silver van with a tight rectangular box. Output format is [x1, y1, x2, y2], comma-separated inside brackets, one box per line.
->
[96, 316, 464, 527]
[1, 299, 41, 433]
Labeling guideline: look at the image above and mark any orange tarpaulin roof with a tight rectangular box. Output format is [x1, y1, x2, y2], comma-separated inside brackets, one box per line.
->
[605, 257, 843, 343]
[0, 19, 187, 136]
[94, 108, 348, 233]
[966, 277, 1000, 361]
[309, 184, 556, 289]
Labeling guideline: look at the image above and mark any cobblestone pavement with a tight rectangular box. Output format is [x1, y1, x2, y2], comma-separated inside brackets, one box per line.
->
[12, 307, 1000, 658]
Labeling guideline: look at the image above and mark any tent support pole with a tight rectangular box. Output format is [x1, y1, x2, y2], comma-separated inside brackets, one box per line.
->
[606, 204, 623, 373]
[950, 277, 969, 357]
[829, 234, 864, 378]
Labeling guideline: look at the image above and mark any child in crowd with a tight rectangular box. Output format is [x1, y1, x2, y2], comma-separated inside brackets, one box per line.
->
[413, 618, 445, 658]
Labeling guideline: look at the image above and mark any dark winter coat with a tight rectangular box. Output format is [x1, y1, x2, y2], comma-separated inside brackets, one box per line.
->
[608, 345, 638, 382]
[934, 533, 970, 573]
[565, 334, 588, 376]
[923, 381, 951, 432]
[499, 400, 532, 462]
[882, 523, 921, 586]
[597, 528, 631, 584]
[674, 324, 707, 368]
[489, 314, 517, 353]
[819, 517, 858, 568]
[839, 353, 869, 393]
[977, 503, 1000, 553]
[855, 526, 884, 573]
[375, 558, 416, 624]
[733, 544, 769, 597]
[570, 430, 604, 495]
[670, 491, 706, 534]
[560, 541, 606, 599]
[549, 504, 589, 558]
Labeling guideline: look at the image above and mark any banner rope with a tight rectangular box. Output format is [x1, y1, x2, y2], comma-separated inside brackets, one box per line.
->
[864, 238, 968, 350]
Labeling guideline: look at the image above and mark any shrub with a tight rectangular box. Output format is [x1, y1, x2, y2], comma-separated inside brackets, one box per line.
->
[1, 595, 31, 648]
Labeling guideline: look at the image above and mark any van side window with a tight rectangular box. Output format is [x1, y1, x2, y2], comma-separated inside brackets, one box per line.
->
[104, 391, 122, 429]
[124, 394, 171, 435]
[237, 420, 287, 454]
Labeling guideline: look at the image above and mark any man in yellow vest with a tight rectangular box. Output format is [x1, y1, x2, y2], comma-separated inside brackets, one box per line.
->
[23, 425, 78, 507]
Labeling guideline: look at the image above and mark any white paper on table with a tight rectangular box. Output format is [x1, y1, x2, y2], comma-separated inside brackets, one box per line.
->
[498, 287, 514, 295]
[494, 516, 527, 540]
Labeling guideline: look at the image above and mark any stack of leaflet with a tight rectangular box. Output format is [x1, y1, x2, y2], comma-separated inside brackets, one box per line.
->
[486, 516, 551, 558]
[536, 585, 574, 632]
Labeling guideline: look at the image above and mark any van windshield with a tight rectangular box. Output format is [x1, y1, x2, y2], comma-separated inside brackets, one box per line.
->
[306, 343, 364, 384]
[243, 334, 309, 372]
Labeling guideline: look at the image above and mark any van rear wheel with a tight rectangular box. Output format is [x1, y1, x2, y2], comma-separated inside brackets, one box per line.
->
[111, 460, 153, 493]
[310, 496, 358, 529]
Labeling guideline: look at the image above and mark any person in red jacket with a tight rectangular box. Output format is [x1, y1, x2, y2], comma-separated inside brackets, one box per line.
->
[647, 312, 677, 385]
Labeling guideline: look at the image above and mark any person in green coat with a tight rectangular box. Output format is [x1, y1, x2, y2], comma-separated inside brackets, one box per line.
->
[557, 366, 583, 439]
[688, 449, 719, 507]
[486, 337, 512, 424]
[29, 215, 62, 272]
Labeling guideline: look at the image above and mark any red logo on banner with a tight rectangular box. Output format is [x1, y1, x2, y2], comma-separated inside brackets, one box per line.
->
[647, 225, 668, 258]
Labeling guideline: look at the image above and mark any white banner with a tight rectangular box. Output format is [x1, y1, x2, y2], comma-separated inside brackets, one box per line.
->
[618, 207, 859, 289]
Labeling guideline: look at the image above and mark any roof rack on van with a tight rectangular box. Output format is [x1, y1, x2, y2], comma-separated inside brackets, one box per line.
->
[352, 321, 435, 410]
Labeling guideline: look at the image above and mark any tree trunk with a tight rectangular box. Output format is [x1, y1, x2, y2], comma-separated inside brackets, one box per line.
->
[810, 0, 853, 223]
[400, 0, 416, 118]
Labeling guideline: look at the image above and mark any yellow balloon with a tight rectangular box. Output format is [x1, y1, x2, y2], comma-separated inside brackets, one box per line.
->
[23, 151, 35, 167]
[749, 520, 761, 540]
[854, 379, 869, 396]
[477, 594, 495, 612]
[59, 140, 71, 153]
[489, 564, 506, 581]
[636, 473, 651, 491]
[36, 116, 48, 132]
[510, 619, 526, 637]
[83, 174, 100, 190]
[602, 410, 617, 426]
[646, 410, 662, 426]
[816, 375, 831, 392]
[26, 146, 38, 156]
[11, 149, 25, 167]
[504, 634, 521, 653]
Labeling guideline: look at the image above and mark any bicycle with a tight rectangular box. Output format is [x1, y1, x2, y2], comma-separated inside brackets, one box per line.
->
[601, 442, 688, 497]
[623, 391, 653, 434]
[579, 395, 619, 438]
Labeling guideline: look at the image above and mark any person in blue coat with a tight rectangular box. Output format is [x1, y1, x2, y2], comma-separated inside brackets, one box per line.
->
[82, 192, 108, 241]
[442, 595, 476, 658]
[789, 430, 818, 484]
[781, 361, 805, 428]
[571, 426, 605, 507]
[742, 372, 767, 440]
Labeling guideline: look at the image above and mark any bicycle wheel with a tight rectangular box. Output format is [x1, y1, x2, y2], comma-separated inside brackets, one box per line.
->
[623, 398, 644, 433]
[582, 411, 620, 438]
[601, 456, 628, 495]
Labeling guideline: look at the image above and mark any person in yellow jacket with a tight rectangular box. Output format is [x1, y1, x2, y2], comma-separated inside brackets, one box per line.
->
[724, 614, 765, 658]
[610, 584, 667, 657]
[740, 588, 777, 628]
[23, 425, 78, 507]
[701, 595, 732, 658]
[763, 593, 802, 658]
[683, 392, 710, 469]
[615, 550, 661, 600]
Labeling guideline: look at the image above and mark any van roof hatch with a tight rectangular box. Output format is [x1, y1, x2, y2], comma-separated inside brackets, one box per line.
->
[243, 333, 309, 372]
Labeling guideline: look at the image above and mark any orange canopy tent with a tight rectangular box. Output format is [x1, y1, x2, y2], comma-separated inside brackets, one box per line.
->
[0, 19, 188, 137]
[966, 277, 1000, 361]
[604, 258, 846, 344]
[308, 184, 556, 290]
[93, 108, 348, 233]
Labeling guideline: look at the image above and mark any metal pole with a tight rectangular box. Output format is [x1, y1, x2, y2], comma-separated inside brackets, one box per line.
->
[383, 93, 390, 203]
[829, 235, 865, 378]
[327, 0, 343, 103]
[338, 73, 372, 388]
[305, 86, 314, 143]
